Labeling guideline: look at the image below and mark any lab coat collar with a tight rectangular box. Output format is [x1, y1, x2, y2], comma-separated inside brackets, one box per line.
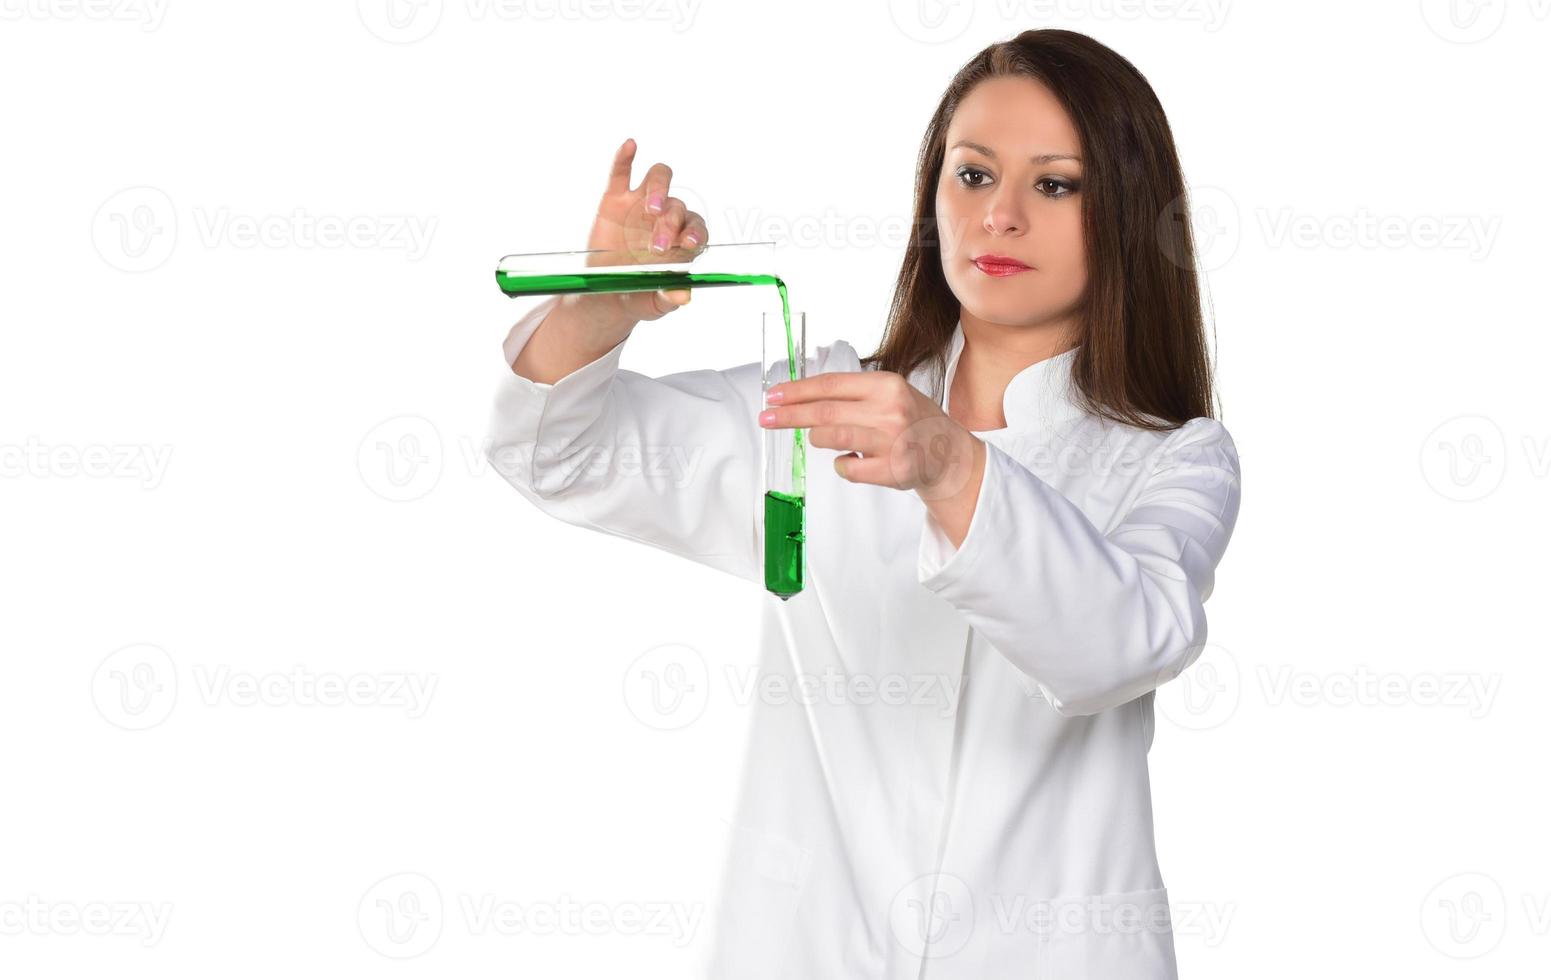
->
[938, 319, 1084, 432]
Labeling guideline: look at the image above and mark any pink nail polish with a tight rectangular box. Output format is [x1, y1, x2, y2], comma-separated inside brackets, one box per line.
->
[647, 192, 664, 213]
[765, 389, 784, 404]
[758, 409, 777, 426]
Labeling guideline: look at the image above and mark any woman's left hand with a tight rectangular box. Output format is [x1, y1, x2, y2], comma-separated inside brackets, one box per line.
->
[759, 371, 986, 506]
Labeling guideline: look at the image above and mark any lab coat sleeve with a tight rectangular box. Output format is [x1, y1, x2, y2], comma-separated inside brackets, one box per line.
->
[917, 417, 1242, 716]
[480, 295, 767, 585]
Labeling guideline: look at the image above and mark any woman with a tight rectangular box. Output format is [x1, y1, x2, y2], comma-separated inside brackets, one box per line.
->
[485, 28, 1241, 980]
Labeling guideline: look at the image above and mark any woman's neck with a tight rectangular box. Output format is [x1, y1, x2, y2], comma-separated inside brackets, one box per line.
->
[950, 310, 1075, 430]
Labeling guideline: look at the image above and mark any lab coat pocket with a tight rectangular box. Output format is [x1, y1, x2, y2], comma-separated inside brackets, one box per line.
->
[1037, 884, 1178, 980]
[709, 823, 814, 977]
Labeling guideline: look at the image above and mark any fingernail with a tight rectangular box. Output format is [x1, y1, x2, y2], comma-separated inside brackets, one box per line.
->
[758, 409, 777, 426]
[652, 233, 669, 253]
[647, 192, 664, 214]
[765, 388, 784, 404]
[684, 232, 701, 247]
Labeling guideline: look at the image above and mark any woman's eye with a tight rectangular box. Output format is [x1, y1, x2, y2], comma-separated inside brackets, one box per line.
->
[955, 166, 991, 188]
[956, 167, 1077, 198]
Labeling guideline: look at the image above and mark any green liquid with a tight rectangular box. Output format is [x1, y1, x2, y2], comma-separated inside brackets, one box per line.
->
[497, 268, 807, 599]
[763, 490, 805, 599]
[496, 269, 782, 298]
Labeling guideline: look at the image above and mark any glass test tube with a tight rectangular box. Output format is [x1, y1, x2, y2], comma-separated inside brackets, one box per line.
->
[494, 241, 780, 298]
[762, 310, 807, 601]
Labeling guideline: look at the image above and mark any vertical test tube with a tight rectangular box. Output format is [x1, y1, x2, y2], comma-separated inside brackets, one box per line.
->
[762, 310, 807, 600]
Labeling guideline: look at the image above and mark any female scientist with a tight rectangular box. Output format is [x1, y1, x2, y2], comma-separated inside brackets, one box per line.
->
[484, 28, 1242, 980]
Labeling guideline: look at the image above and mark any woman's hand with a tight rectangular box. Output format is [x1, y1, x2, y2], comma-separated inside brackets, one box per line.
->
[509, 139, 708, 384]
[581, 137, 710, 325]
[758, 371, 989, 543]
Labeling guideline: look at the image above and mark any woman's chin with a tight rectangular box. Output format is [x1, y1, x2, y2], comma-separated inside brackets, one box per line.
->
[955, 292, 1051, 327]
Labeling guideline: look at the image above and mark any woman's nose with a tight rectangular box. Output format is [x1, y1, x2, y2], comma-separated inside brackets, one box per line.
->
[982, 187, 1027, 237]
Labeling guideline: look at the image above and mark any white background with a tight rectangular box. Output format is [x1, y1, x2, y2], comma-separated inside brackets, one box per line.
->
[2, 0, 1548, 976]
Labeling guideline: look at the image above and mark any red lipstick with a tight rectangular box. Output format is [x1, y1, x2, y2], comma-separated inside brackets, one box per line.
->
[972, 254, 1032, 277]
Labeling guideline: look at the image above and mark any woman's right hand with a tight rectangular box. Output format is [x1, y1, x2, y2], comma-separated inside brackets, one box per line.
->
[579, 137, 710, 326]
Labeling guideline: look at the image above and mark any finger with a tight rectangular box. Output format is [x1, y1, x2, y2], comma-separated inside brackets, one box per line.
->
[766, 371, 887, 406]
[760, 400, 879, 431]
[833, 453, 894, 486]
[606, 138, 636, 196]
[639, 162, 673, 215]
[808, 425, 889, 457]
[651, 198, 688, 254]
[679, 211, 708, 250]
[642, 288, 691, 317]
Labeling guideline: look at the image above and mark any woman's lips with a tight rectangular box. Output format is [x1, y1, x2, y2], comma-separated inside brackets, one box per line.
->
[972, 256, 1032, 277]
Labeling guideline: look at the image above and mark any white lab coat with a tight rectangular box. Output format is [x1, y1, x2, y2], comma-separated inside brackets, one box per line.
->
[483, 295, 1243, 980]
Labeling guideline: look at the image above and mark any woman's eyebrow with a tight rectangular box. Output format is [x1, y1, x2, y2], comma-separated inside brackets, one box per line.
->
[949, 139, 1081, 164]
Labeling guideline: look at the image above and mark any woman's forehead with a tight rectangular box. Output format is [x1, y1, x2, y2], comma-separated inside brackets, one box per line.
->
[948, 76, 1080, 155]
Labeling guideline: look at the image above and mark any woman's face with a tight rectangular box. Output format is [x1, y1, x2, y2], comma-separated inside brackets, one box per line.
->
[935, 75, 1086, 331]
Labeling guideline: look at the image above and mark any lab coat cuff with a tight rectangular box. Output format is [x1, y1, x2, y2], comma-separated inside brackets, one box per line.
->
[916, 436, 1001, 591]
[484, 295, 629, 485]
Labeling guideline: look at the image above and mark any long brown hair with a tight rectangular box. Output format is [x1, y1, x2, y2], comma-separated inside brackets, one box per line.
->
[863, 29, 1218, 431]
